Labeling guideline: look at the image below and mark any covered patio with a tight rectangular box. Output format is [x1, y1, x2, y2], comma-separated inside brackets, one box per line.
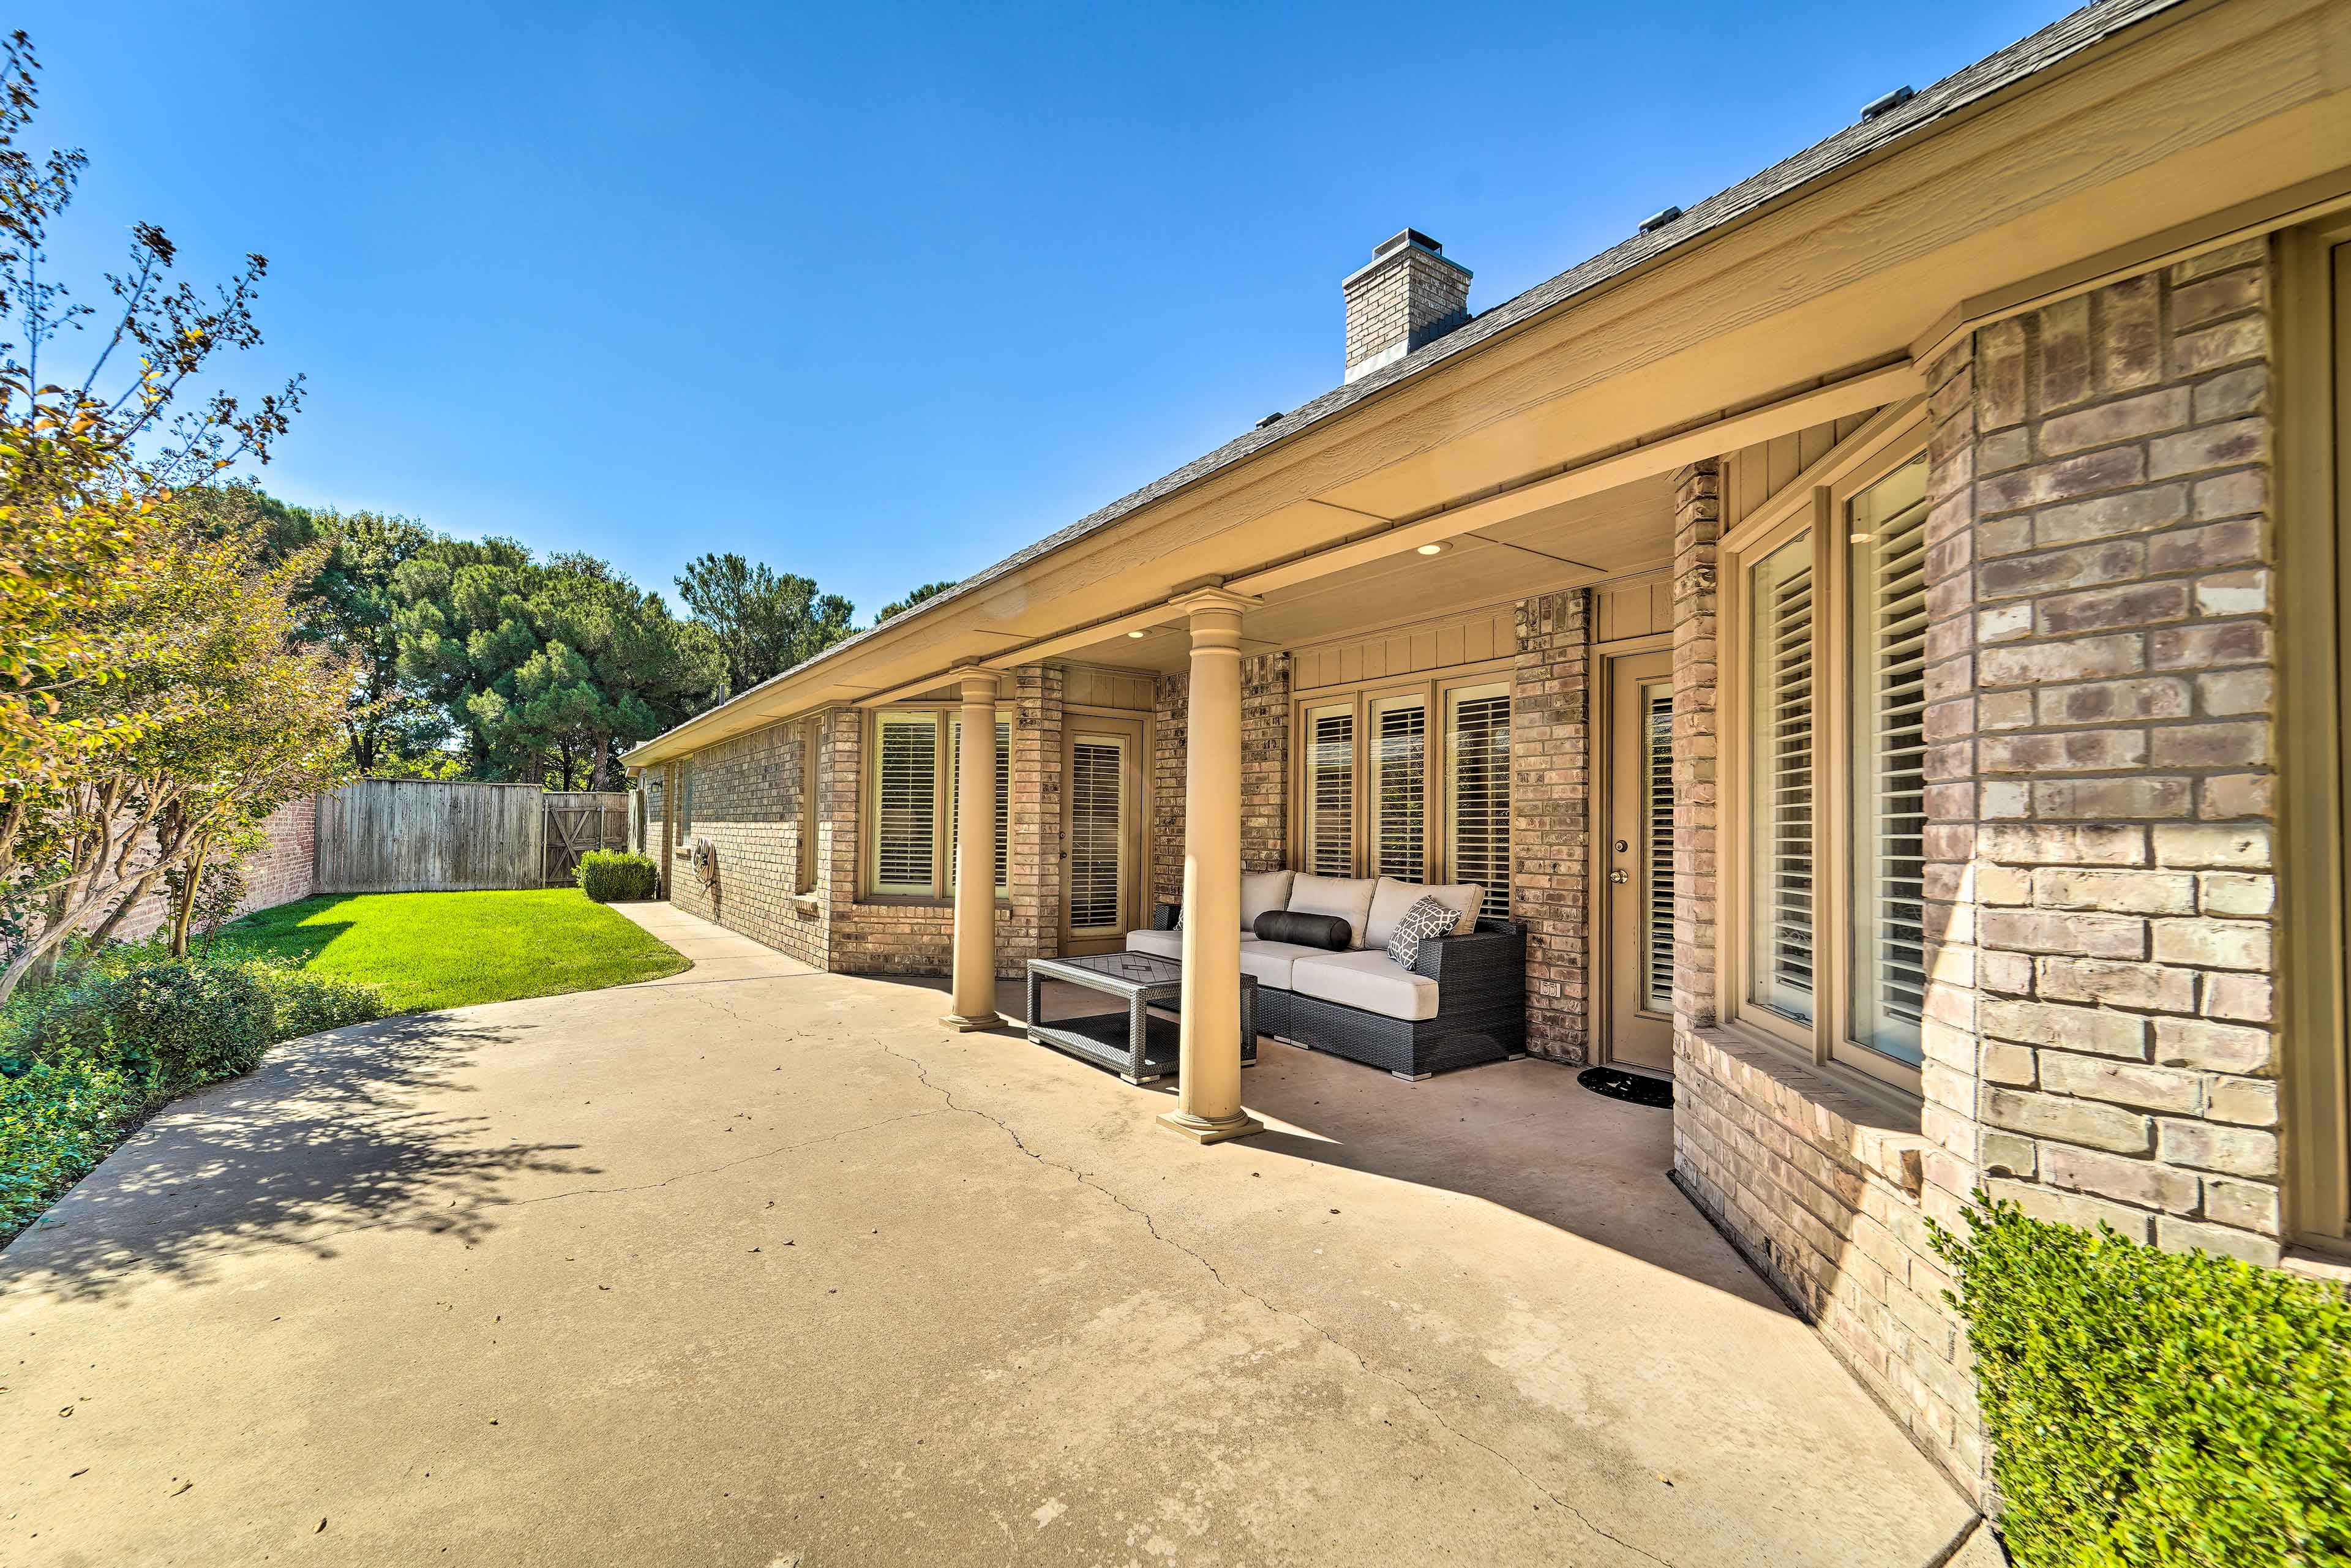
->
[0, 904, 1987, 1566]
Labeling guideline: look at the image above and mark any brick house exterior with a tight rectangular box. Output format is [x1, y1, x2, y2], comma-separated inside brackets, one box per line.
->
[626, 0, 2351, 1513]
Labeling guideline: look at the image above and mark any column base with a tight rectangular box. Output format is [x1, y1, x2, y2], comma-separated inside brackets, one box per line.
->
[940, 1011, 1003, 1033]
[1156, 1109, 1265, 1144]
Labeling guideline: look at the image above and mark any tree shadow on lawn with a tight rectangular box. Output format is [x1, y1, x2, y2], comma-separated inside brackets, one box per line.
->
[0, 1012, 594, 1305]
[213, 913, 355, 968]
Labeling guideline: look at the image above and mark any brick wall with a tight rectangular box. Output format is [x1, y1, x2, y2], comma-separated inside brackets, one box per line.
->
[1343, 241, 1471, 379]
[1512, 589, 1592, 1062]
[105, 794, 319, 944]
[1152, 653, 1289, 905]
[666, 717, 828, 967]
[1961, 241, 2284, 1264]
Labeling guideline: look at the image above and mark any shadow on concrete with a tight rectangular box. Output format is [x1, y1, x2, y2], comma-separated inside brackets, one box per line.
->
[842, 970, 1790, 1307]
[0, 1013, 593, 1305]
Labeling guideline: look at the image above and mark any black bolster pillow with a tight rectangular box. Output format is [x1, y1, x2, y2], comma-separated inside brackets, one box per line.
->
[1254, 909, 1351, 950]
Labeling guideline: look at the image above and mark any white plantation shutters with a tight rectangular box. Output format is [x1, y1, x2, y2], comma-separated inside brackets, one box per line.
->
[1643, 686, 1676, 1013]
[1848, 458, 1931, 1065]
[1305, 705, 1355, 877]
[948, 716, 1011, 896]
[1750, 535, 1816, 1023]
[1067, 735, 1125, 935]
[872, 712, 939, 896]
[1370, 696, 1428, 882]
[1446, 684, 1510, 920]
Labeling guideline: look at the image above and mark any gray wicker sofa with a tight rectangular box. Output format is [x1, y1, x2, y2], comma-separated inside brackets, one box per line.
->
[1125, 871, 1526, 1080]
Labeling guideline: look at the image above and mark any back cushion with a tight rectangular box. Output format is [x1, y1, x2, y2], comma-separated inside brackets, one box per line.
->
[1239, 870, 1296, 933]
[1363, 879, 1427, 950]
[1286, 874, 1381, 950]
[1420, 882, 1487, 936]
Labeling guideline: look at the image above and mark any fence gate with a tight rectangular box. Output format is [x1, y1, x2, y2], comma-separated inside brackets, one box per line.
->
[543, 792, 629, 886]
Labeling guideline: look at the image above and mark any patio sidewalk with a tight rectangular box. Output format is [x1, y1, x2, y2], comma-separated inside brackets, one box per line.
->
[0, 904, 1990, 1566]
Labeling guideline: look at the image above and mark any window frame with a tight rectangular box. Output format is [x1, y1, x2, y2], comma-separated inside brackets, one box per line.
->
[1719, 416, 1930, 1098]
[2280, 218, 2351, 1257]
[1286, 659, 1514, 912]
[860, 703, 1013, 903]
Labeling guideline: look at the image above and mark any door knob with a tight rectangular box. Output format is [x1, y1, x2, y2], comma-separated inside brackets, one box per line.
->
[1610, 869, 1630, 884]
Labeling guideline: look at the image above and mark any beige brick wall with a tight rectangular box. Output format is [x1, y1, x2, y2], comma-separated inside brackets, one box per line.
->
[107, 793, 320, 944]
[1959, 240, 2283, 1265]
[1513, 589, 1591, 1062]
[666, 718, 828, 967]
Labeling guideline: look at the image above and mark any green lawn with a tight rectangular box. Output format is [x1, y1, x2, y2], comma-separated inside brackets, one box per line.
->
[219, 889, 689, 1013]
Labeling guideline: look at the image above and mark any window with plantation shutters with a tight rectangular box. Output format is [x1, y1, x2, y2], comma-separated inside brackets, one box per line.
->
[1750, 533, 1815, 1024]
[1848, 458, 1930, 1066]
[871, 712, 939, 895]
[948, 716, 1011, 897]
[1447, 685, 1510, 919]
[1643, 686, 1676, 1014]
[1067, 735, 1125, 934]
[1370, 696, 1427, 882]
[1305, 705, 1355, 877]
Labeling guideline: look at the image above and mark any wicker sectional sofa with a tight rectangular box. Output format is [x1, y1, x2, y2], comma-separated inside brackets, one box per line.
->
[1125, 871, 1527, 1080]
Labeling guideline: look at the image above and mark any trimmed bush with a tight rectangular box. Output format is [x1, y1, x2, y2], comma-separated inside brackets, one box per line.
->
[1, 944, 389, 1241]
[1932, 1197, 2351, 1567]
[576, 849, 659, 903]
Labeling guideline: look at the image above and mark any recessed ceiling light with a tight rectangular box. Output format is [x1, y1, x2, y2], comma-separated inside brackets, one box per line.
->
[1126, 629, 1147, 639]
[1416, 541, 1449, 556]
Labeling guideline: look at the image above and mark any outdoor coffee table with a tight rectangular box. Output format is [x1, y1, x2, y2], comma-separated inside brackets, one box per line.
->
[1023, 951, 1258, 1084]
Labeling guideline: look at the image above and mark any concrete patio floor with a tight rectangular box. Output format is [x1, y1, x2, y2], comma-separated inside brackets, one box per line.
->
[1, 902, 1987, 1566]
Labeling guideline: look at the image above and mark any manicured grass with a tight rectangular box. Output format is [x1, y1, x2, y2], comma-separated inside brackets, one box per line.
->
[219, 889, 689, 1013]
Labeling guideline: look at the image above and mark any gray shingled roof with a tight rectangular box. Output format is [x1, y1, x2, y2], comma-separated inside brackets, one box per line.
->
[630, 0, 2185, 758]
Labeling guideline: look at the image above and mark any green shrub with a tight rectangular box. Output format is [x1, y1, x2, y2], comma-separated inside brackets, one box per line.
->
[1, 945, 390, 1242]
[0, 1047, 135, 1239]
[1932, 1197, 2351, 1567]
[576, 849, 659, 903]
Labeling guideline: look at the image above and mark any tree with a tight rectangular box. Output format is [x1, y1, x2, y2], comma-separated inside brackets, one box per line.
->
[874, 580, 955, 625]
[293, 507, 448, 773]
[0, 30, 301, 797]
[0, 30, 309, 989]
[675, 551, 854, 697]
[2, 501, 353, 998]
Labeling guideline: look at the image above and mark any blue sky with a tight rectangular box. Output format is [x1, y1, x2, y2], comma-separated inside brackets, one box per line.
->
[39, 1, 2058, 620]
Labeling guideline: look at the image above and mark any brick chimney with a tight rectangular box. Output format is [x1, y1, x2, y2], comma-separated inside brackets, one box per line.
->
[1342, 228, 1472, 383]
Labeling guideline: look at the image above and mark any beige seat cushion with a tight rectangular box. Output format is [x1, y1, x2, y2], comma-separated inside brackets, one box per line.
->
[1286, 874, 1381, 949]
[1123, 928, 1183, 961]
[1238, 940, 1324, 992]
[1291, 950, 1441, 1022]
[1240, 870, 1296, 933]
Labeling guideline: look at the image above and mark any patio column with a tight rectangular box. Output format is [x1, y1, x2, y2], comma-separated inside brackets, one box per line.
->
[1160, 588, 1265, 1145]
[943, 666, 1002, 1031]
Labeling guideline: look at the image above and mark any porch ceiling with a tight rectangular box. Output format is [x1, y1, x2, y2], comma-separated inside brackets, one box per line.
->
[1046, 472, 1676, 673]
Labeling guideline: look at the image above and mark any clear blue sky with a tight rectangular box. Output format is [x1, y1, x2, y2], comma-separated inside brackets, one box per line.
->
[40, 1, 2058, 620]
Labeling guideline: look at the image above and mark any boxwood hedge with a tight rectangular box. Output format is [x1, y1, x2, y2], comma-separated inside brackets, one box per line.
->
[576, 849, 659, 903]
[1932, 1197, 2351, 1567]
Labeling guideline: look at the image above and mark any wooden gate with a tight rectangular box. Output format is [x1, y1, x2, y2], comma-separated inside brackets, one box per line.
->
[543, 792, 629, 886]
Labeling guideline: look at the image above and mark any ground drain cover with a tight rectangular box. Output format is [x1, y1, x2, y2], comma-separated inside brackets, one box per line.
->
[1578, 1066, 1673, 1109]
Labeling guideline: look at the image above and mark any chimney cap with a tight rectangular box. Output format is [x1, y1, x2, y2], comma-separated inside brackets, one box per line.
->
[1373, 227, 1445, 259]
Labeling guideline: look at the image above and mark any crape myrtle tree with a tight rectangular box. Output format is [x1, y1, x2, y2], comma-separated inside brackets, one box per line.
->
[0, 30, 348, 997]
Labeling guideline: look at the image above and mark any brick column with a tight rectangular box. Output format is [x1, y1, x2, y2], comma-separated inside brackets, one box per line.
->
[1513, 587, 1592, 1062]
[1668, 460, 1722, 1036]
[1240, 653, 1290, 872]
[1965, 240, 2282, 1264]
[1007, 664, 1064, 973]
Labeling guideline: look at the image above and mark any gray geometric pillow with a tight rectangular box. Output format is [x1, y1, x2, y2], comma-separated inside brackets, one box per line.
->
[1384, 894, 1459, 969]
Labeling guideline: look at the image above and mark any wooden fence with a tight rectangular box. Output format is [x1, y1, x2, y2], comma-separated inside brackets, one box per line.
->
[542, 791, 629, 885]
[313, 781, 633, 894]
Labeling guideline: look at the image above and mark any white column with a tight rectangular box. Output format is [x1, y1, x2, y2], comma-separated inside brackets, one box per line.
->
[1159, 588, 1264, 1144]
[942, 667, 1003, 1030]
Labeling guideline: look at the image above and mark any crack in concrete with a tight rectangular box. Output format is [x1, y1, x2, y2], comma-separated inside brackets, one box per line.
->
[861, 1032, 1678, 1568]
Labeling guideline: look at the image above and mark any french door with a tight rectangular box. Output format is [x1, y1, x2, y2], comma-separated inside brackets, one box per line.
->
[1603, 648, 1676, 1072]
[1062, 716, 1147, 955]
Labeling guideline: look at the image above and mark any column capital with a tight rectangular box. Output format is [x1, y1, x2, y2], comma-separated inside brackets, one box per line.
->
[1166, 586, 1263, 621]
[951, 663, 1002, 703]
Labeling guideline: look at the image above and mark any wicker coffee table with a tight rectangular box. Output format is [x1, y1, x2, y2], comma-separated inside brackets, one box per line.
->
[1024, 951, 1259, 1084]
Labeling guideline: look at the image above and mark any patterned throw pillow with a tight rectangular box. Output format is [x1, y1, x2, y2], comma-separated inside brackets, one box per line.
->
[1384, 893, 1460, 969]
